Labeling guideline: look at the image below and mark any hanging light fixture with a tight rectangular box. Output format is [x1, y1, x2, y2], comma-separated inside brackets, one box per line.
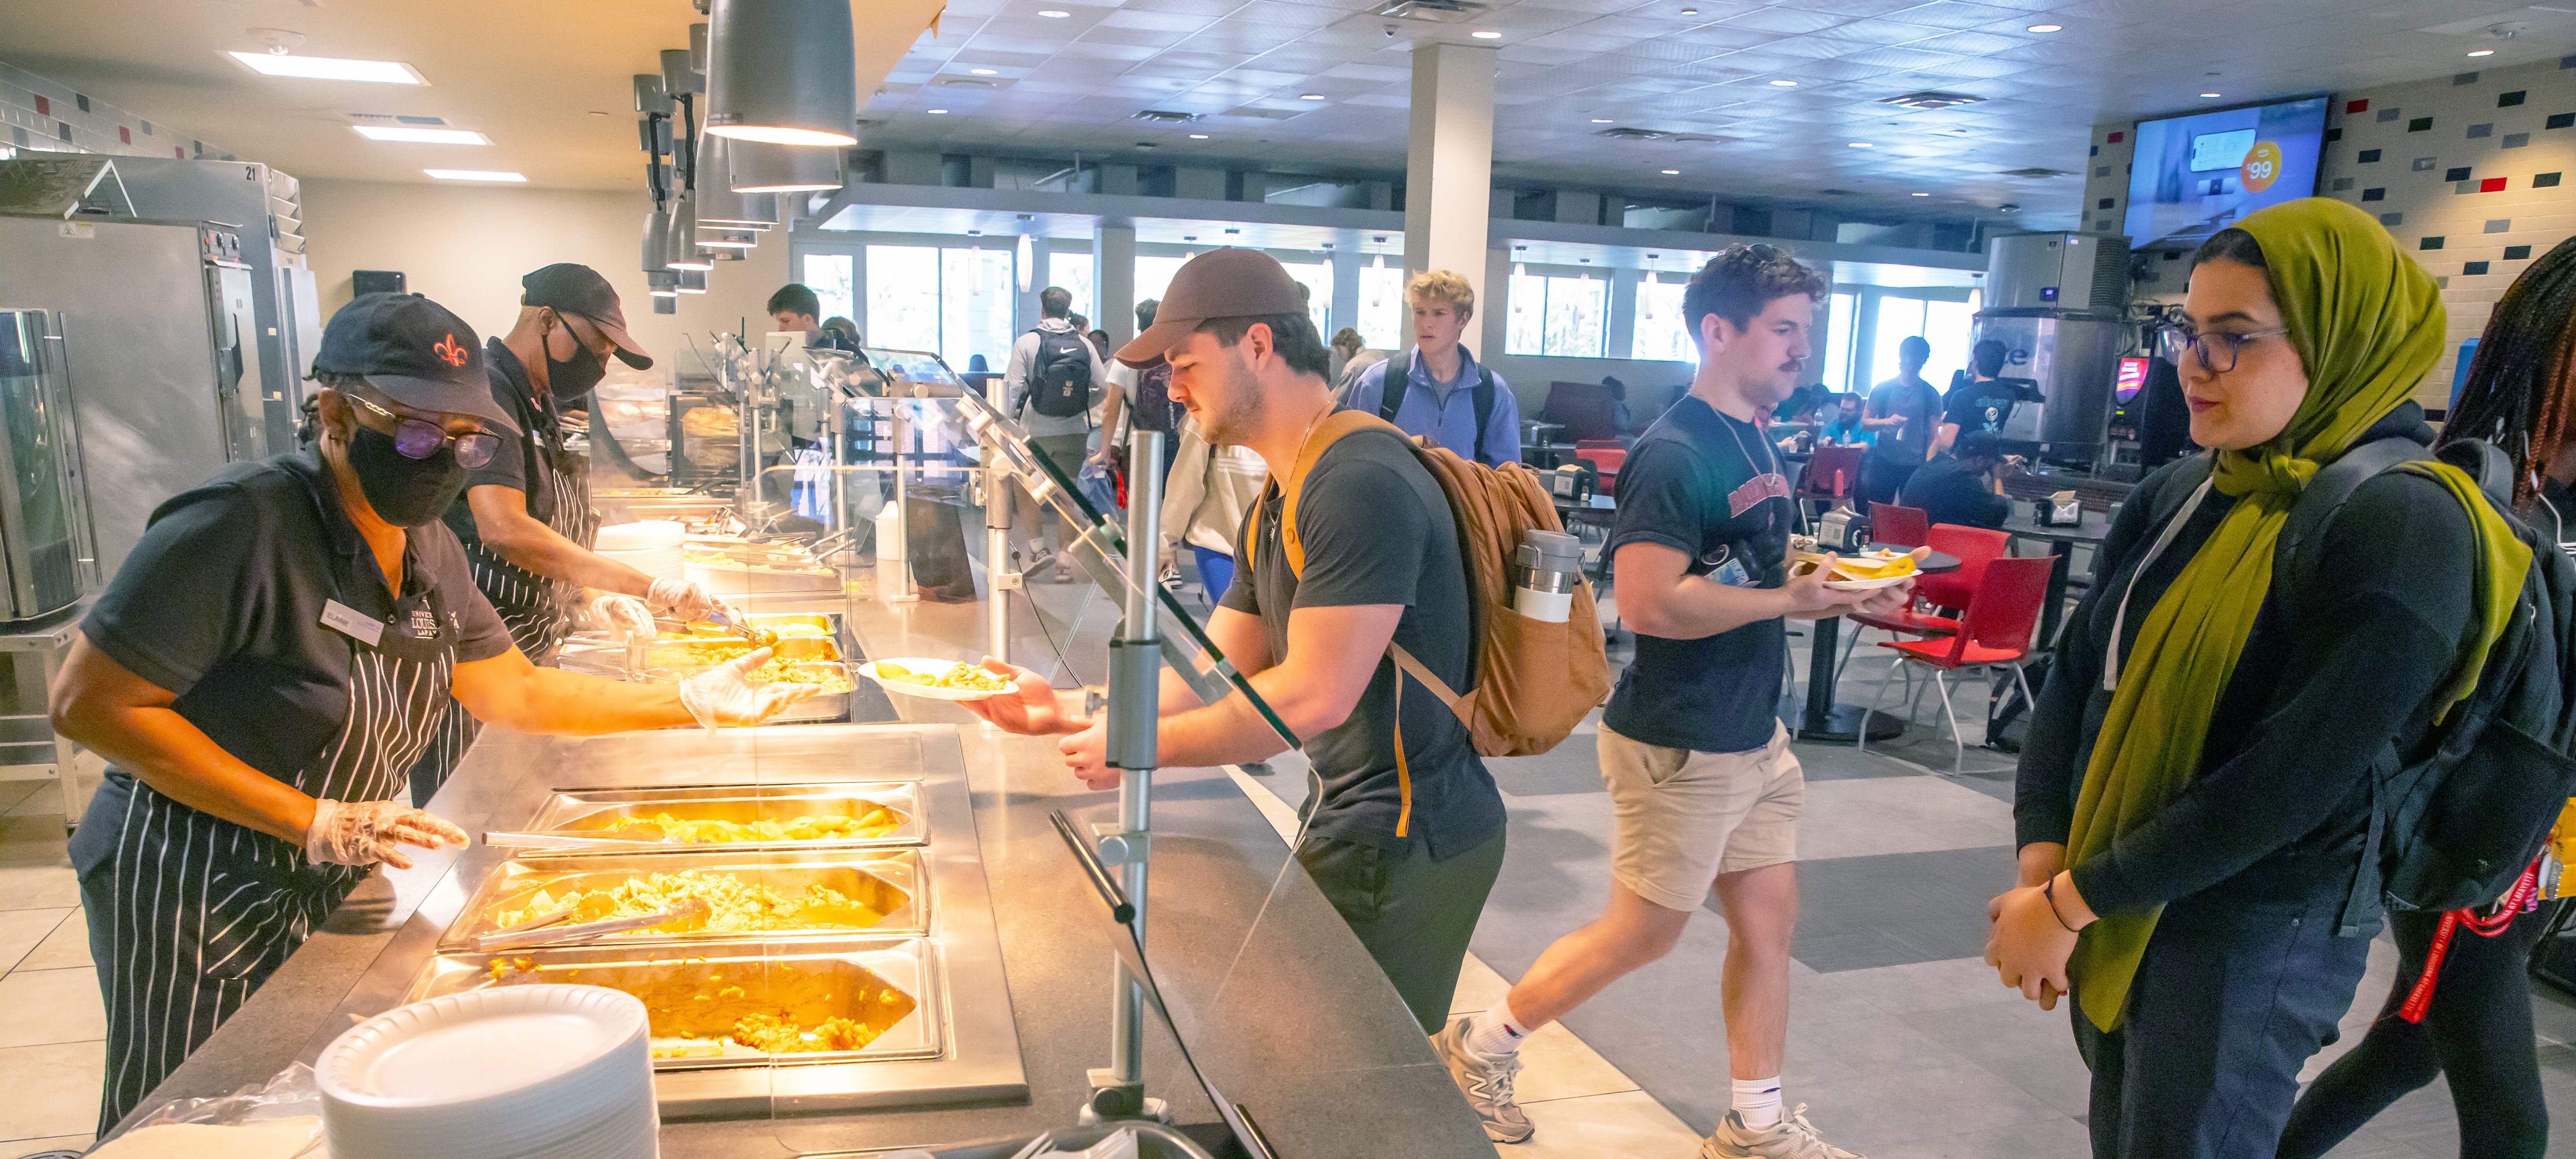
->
[1016, 233, 1034, 292]
[679, 269, 709, 293]
[731, 139, 842, 192]
[699, 229, 759, 249]
[704, 0, 858, 147]
[667, 192, 713, 271]
[1514, 262, 1526, 278]
[642, 209, 673, 274]
[696, 133, 778, 227]
[1372, 252, 1384, 269]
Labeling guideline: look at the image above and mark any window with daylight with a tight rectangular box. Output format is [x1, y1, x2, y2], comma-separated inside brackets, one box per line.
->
[803, 254, 857, 329]
[1357, 262, 1405, 349]
[1051, 251, 1095, 325]
[1506, 272, 1608, 358]
[1865, 295, 1973, 390]
[1279, 260, 1334, 336]
[865, 244, 1019, 369]
[1134, 255, 1190, 311]
[1819, 292, 1858, 393]
[1631, 275, 1693, 363]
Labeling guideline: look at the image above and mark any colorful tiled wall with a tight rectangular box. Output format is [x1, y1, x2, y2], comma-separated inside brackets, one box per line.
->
[2084, 55, 2576, 408]
[0, 61, 233, 164]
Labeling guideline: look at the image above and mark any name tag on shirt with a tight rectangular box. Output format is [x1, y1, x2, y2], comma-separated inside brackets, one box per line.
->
[320, 599, 385, 647]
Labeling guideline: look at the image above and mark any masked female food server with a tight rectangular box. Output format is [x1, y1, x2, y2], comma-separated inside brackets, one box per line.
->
[52, 293, 818, 1131]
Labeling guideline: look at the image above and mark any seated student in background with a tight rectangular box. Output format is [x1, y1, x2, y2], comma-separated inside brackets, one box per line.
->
[1820, 393, 1872, 446]
[1899, 429, 2012, 530]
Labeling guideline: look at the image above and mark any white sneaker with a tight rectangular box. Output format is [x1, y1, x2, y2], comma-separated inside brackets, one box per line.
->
[1699, 1104, 1867, 1159]
[1430, 1016, 1534, 1143]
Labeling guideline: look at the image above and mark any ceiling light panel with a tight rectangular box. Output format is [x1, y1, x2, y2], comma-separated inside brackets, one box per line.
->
[226, 52, 423, 83]
[353, 126, 489, 144]
[424, 169, 524, 181]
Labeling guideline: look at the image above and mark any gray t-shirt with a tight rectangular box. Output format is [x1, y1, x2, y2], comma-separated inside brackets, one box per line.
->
[1221, 429, 1503, 858]
[1867, 374, 1940, 465]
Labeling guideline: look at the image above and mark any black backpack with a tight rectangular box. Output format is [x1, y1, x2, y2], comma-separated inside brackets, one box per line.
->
[1021, 328, 1095, 420]
[2147, 438, 2576, 934]
[1379, 348, 1499, 465]
[1131, 359, 1180, 433]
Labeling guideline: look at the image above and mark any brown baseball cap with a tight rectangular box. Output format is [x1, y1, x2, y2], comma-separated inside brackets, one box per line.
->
[1113, 248, 1303, 367]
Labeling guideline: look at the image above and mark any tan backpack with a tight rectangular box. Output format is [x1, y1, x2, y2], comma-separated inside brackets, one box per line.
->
[1272, 412, 1613, 837]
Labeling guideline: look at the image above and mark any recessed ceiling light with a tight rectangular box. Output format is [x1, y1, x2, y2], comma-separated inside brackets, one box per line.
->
[1471, 29, 1501, 38]
[1038, 7, 1069, 14]
[226, 51, 423, 84]
[353, 126, 488, 145]
[2026, 23, 2062, 32]
[1188, 132, 1209, 138]
[969, 67, 998, 75]
[1660, 168, 1680, 174]
[1769, 79, 1799, 87]
[2199, 92, 2221, 98]
[1911, 192, 1929, 196]
[1300, 93, 1325, 100]
[927, 108, 949, 114]
[1848, 141, 1873, 147]
[424, 169, 524, 182]
[2468, 48, 2497, 57]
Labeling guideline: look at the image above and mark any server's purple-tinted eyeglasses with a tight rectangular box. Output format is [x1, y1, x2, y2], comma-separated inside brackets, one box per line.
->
[350, 394, 502, 469]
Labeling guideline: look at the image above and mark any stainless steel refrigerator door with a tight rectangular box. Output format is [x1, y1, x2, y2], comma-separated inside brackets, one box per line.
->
[0, 312, 86, 620]
[0, 215, 237, 578]
[272, 265, 322, 452]
[205, 262, 270, 463]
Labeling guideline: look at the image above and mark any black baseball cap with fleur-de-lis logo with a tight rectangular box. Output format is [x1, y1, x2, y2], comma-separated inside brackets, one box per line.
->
[313, 292, 520, 435]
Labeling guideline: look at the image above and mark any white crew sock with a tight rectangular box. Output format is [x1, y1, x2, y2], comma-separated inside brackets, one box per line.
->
[1463, 995, 1532, 1056]
[1732, 1077, 1783, 1132]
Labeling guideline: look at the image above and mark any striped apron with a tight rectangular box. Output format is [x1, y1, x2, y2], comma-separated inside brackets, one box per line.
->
[72, 563, 459, 1132]
[408, 386, 595, 804]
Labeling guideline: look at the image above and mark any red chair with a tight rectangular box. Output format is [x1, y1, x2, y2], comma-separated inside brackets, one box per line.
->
[1857, 556, 2050, 772]
[1574, 439, 1627, 489]
[1794, 446, 1866, 527]
[1913, 524, 2012, 613]
[1869, 503, 1930, 549]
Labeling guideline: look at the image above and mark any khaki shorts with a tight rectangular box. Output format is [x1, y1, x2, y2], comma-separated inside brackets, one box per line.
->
[1599, 722, 1803, 912]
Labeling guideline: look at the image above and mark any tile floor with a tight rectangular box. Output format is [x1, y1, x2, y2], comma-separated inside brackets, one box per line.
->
[0, 777, 100, 1157]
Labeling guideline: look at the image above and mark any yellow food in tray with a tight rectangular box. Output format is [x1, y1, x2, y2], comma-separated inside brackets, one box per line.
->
[483, 958, 916, 1058]
[589, 809, 900, 844]
[873, 660, 1011, 693]
[648, 634, 840, 668]
[488, 869, 887, 935]
[1833, 553, 1918, 581]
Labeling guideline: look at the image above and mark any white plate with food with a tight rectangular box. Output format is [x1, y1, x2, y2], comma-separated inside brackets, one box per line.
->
[1792, 551, 1919, 591]
[860, 659, 1016, 702]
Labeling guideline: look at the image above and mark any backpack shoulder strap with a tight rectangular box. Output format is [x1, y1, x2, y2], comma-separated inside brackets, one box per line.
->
[1472, 365, 1496, 466]
[1378, 349, 1414, 423]
[2280, 437, 2434, 595]
[2436, 438, 2516, 509]
[1279, 410, 1411, 578]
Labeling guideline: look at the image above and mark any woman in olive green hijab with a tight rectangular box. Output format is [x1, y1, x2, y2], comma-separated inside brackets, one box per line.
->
[1987, 197, 2527, 1159]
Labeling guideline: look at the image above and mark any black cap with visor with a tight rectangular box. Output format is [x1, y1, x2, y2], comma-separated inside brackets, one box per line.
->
[312, 294, 520, 436]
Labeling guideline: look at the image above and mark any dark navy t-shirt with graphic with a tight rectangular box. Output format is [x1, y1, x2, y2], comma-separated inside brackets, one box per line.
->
[1601, 397, 1793, 754]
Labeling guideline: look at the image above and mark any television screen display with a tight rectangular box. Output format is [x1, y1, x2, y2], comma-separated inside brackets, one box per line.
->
[2123, 95, 2330, 249]
[2115, 356, 2150, 402]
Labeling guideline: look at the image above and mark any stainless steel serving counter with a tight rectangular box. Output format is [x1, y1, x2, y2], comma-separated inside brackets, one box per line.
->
[121, 587, 1495, 1158]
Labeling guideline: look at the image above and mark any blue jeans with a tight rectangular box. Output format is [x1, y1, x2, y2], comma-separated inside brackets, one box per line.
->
[1193, 546, 1235, 603]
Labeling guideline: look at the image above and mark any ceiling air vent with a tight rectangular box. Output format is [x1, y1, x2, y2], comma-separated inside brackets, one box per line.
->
[1596, 127, 1667, 140]
[1376, 0, 1487, 20]
[1879, 90, 1986, 110]
[1133, 110, 1200, 124]
[1819, 188, 1860, 196]
[2002, 167, 2074, 179]
[937, 77, 997, 88]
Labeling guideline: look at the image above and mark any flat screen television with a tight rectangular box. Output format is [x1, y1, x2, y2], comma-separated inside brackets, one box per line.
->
[2115, 355, 2150, 402]
[2123, 95, 2330, 249]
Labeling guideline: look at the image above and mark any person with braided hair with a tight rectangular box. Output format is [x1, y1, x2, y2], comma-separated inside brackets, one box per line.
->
[2273, 233, 2576, 1159]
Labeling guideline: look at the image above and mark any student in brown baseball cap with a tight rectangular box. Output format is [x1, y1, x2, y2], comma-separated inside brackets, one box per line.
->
[987, 248, 1509, 1040]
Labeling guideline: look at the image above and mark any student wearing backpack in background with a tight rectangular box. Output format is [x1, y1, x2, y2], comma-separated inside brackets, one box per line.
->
[1004, 285, 1108, 582]
[1989, 198, 2530, 1159]
[965, 249, 1520, 1041]
[1433, 246, 1914, 1158]
[2274, 233, 2576, 1159]
[1344, 270, 1521, 467]
[1095, 298, 1185, 484]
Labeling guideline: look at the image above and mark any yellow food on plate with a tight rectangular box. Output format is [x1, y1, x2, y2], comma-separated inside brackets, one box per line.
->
[590, 809, 901, 844]
[873, 660, 1011, 692]
[1833, 553, 1918, 580]
[489, 869, 887, 935]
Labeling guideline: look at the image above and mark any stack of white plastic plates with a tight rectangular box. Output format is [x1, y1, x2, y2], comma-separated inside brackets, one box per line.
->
[596, 520, 687, 580]
[318, 984, 659, 1159]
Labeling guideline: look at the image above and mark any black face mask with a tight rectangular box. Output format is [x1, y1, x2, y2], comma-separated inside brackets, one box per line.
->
[546, 328, 608, 401]
[347, 425, 467, 527]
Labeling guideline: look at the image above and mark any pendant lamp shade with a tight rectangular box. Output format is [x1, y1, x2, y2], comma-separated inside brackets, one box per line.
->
[667, 193, 714, 271]
[1016, 234, 1033, 292]
[695, 133, 779, 226]
[704, 0, 858, 147]
[679, 269, 709, 293]
[730, 139, 842, 193]
[642, 209, 673, 274]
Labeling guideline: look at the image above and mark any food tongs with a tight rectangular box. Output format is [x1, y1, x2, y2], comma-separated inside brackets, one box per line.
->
[700, 603, 779, 650]
[472, 896, 710, 951]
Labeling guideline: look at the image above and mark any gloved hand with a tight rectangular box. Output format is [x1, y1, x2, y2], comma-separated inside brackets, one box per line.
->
[676, 647, 823, 730]
[586, 592, 656, 642]
[646, 577, 725, 622]
[304, 798, 468, 870]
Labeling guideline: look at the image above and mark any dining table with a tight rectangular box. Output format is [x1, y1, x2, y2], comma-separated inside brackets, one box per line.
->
[1780, 546, 1960, 744]
[1999, 507, 2117, 646]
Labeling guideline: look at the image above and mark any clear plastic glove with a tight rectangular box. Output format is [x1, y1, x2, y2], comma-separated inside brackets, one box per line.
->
[676, 646, 823, 729]
[304, 798, 467, 870]
[586, 592, 656, 642]
[646, 577, 724, 622]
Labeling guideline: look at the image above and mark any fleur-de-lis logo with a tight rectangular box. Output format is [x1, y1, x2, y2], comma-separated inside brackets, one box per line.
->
[434, 333, 468, 367]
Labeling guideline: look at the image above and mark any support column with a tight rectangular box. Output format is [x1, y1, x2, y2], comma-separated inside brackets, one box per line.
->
[1402, 41, 1497, 297]
[1330, 246, 1362, 344]
[1095, 224, 1138, 347]
[1607, 265, 1640, 361]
